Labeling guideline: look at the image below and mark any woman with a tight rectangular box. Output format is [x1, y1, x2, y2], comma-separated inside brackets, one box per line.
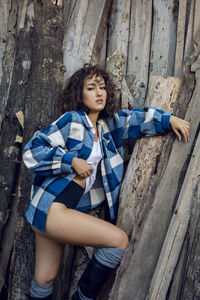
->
[23, 64, 190, 300]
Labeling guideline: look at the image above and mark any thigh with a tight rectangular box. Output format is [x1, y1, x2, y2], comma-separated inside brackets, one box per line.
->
[34, 232, 64, 284]
[42, 203, 126, 249]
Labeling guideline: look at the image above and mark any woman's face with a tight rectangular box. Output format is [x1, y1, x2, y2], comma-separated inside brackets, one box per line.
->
[82, 75, 107, 114]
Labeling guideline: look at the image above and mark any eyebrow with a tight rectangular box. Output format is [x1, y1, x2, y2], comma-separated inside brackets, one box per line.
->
[86, 81, 105, 86]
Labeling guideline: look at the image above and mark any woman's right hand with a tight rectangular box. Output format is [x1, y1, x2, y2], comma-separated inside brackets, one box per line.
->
[71, 157, 93, 178]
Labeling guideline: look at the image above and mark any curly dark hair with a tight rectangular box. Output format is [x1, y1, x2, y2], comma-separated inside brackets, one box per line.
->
[58, 64, 119, 118]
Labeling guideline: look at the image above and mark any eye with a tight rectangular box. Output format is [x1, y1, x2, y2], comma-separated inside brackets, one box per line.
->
[100, 86, 106, 90]
[87, 87, 94, 90]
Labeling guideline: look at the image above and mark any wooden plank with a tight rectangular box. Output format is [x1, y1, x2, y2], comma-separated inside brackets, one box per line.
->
[0, 0, 12, 122]
[106, 0, 131, 108]
[18, 0, 28, 30]
[107, 0, 131, 59]
[147, 132, 200, 300]
[97, 26, 107, 68]
[110, 58, 197, 299]
[150, 0, 177, 77]
[106, 51, 126, 102]
[117, 75, 183, 236]
[62, 0, 112, 80]
[179, 182, 200, 299]
[184, 0, 195, 63]
[167, 238, 188, 300]
[193, 0, 200, 40]
[126, 0, 152, 107]
[174, 0, 187, 77]
[5, 3, 65, 299]
[121, 78, 137, 109]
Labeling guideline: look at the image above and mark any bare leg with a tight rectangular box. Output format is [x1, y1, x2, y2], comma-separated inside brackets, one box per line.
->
[31, 203, 128, 297]
[34, 202, 128, 250]
[34, 233, 64, 285]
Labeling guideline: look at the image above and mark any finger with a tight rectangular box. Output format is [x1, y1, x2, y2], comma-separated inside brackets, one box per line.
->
[173, 128, 181, 141]
[180, 127, 189, 142]
[184, 120, 190, 126]
[185, 122, 190, 128]
[80, 173, 87, 178]
[185, 127, 190, 141]
[87, 169, 93, 177]
[184, 125, 190, 141]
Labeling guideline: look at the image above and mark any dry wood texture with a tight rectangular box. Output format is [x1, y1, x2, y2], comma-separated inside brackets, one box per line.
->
[0, 1, 199, 299]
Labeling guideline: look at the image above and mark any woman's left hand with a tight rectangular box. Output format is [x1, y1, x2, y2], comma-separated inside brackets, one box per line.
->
[169, 115, 190, 142]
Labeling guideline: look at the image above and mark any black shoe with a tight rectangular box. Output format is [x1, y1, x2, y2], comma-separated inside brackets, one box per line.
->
[73, 256, 113, 300]
[28, 295, 52, 300]
[71, 291, 81, 300]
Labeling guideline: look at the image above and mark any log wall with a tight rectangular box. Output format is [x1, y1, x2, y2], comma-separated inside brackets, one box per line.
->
[0, 0, 199, 299]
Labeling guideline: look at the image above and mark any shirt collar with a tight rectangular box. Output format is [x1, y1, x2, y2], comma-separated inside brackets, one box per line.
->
[77, 110, 96, 133]
[77, 110, 106, 134]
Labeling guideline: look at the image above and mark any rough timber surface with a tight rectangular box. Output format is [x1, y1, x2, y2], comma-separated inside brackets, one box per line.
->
[62, 0, 112, 81]
[150, 0, 178, 76]
[126, 0, 152, 107]
[110, 64, 197, 299]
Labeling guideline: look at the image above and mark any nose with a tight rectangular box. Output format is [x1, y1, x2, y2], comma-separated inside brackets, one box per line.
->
[96, 86, 102, 96]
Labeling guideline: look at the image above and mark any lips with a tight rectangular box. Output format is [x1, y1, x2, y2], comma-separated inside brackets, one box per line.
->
[96, 99, 104, 104]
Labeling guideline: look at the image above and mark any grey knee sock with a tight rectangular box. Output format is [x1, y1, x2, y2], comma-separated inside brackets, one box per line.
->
[94, 247, 125, 268]
[30, 278, 53, 298]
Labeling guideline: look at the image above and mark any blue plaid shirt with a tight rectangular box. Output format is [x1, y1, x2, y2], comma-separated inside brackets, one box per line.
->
[23, 107, 172, 231]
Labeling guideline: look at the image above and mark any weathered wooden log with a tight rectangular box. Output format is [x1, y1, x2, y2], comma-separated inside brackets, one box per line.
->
[184, 0, 195, 63]
[3, 2, 65, 299]
[107, 0, 130, 60]
[147, 130, 200, 300]
[97, 28, 107, 68]
[164, 162, 200, 300]
[117, 75, 183, 236]
[0, 1, 22, 123]
[110, 65, 196, 299]
[121, 78, 137, 109]
[0, 24, 32, 294]
[62, 0, 112, 80]
[168, 39, 200, 300]
[106, 52, 125, 103]
[174, 0, 187, 77]
[106, 0, 131, 108]
[179, 180, 200, 300]
[193, 0, 200, 41]
[126, 0, 152, 107]
[150, 0, 177, 76]
[167, 236, 189, 300]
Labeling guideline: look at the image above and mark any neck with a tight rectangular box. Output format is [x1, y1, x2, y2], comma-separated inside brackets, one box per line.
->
[88, 112, 99, 127]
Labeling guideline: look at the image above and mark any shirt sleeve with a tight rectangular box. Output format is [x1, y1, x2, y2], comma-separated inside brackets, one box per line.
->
[23, 113, 75, 176]
[119, 106, 172, 139]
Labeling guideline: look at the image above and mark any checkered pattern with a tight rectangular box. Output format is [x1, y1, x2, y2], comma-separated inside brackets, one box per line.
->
[23, 107, 172, 231]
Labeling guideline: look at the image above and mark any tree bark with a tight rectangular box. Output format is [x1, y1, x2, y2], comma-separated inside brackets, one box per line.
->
[0, 1, 64, 299]
[147, 131, 200, 300]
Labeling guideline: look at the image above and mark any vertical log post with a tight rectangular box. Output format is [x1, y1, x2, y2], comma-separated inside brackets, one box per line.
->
[110, 68, 196, 299]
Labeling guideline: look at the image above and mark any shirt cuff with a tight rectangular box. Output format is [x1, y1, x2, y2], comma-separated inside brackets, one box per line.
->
[61, 153, 74, 173]
[162, 113, 172, 131]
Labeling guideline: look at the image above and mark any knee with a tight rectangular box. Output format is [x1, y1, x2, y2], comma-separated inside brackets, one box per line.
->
[35, 270, 57, 286]
[114, 229, 129, 250]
